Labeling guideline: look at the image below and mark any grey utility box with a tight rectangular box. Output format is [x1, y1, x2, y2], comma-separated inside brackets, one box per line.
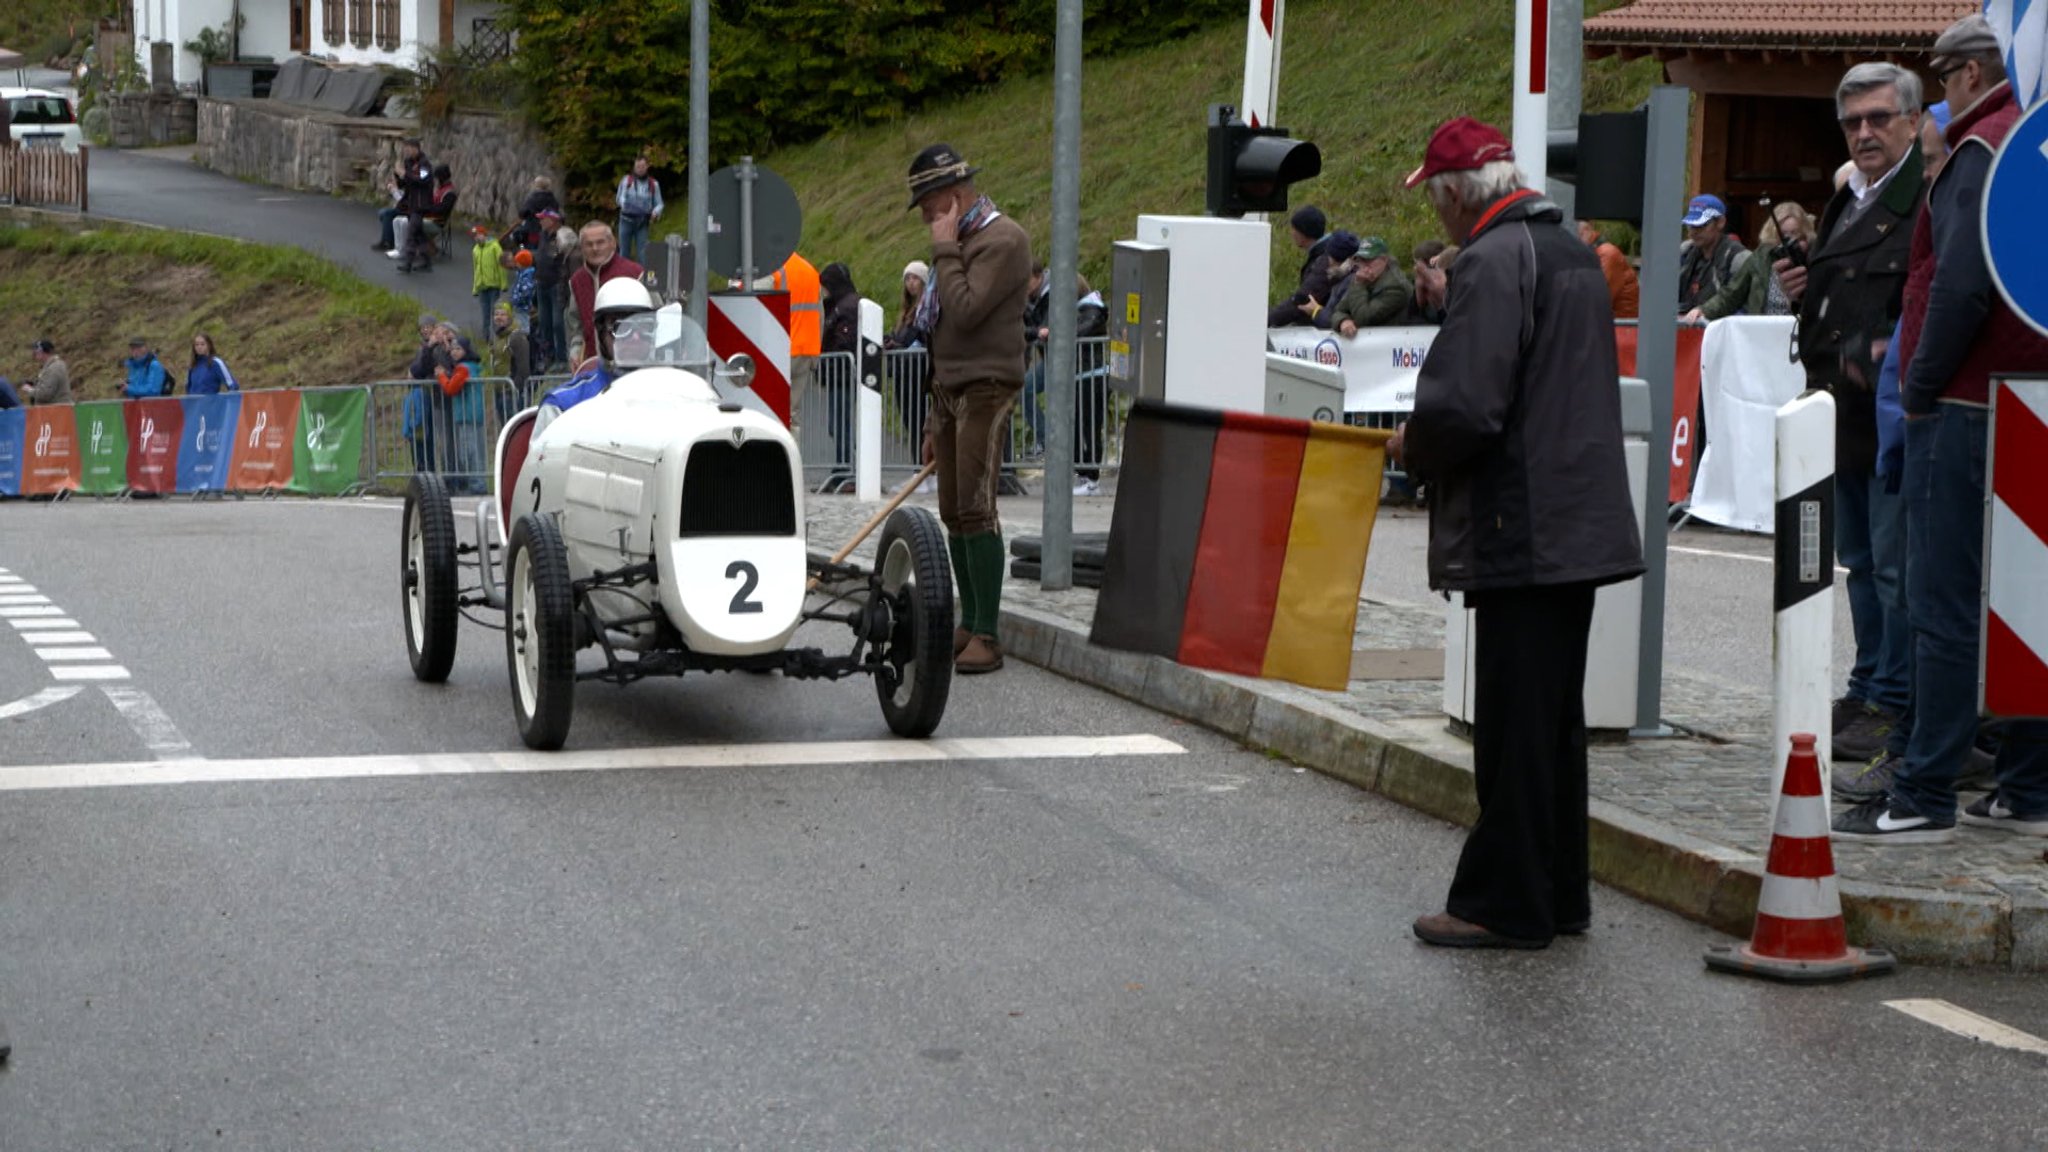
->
[1263, 353, 1345, 422]
[1107, 240, 1169, 400]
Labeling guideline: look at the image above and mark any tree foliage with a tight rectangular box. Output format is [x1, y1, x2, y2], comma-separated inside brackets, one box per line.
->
[504, 0, 1238, 206]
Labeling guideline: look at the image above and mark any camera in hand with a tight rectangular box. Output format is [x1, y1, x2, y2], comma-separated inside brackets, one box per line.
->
[1772, 238, 1809, 269]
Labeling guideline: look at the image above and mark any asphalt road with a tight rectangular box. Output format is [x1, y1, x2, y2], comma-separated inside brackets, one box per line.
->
[2, 499, 2045, 1150]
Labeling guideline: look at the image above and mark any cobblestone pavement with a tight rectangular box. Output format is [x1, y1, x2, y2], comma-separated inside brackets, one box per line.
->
[805, 492, 2048, 913]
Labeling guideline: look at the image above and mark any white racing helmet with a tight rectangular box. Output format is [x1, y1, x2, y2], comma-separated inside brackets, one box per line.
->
[593, 278, 658, 367]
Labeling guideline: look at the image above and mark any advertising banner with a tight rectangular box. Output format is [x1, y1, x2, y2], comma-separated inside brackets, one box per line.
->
[176, 393, 240, 492]
[123, 397, 185, 494]
[228, 389, 299, 491]
[0, 409, 24, 496]
[1616, 324, 1706, 504]
[23, 406, 81, 496]
[75, 401, 130, 495]
[292, 388, 368, 495]
[1264, 326, 1436, 414]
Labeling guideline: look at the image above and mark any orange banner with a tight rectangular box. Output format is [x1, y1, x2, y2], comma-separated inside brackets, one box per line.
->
[228, 389, 299, 491]
[1615, 325, 1704, 504]
[22, 407, 81, 495]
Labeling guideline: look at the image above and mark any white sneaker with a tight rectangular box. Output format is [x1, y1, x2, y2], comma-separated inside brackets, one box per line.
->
[916, 476, 937, 494]
[386, 249, 401, 259]
[1073, 479, 1100, 496]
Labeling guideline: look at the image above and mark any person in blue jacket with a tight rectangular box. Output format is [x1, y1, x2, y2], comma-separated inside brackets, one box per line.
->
[184, 333, 239, 395]
[122, 338, 169, 398]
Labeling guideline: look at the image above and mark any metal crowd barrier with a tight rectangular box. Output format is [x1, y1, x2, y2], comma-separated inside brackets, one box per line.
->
[792, 340, 1125, 494]
[364, 374, 558, 494]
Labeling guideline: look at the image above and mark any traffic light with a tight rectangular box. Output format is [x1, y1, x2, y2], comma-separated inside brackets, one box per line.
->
[1205, 104, 1322, 218]
[1547, 109, 1648, 223]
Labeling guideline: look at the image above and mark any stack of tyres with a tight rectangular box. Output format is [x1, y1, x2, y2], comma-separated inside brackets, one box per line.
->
[1008, 533, 1109, 589]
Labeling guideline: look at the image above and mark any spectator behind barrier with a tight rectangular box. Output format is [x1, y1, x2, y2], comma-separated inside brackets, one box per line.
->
[1577, 222, 1640, 319]
[0, 374, 19, 409]
[185, 332, 238, 394]
[615, 156, 666, 267]
[25, 340, 71, 406]
[123, 337, 170, 399]
[1675, 194, 1751, 312]
[1267, 205, 1337, 327]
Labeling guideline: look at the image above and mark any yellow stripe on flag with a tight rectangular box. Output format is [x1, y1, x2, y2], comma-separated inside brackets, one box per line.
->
[1261, 424, 1390, 689]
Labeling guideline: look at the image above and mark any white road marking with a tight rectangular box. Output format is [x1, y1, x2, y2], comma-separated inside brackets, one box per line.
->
[50, 665, 131, 682]
[0, 575, 28, 583]
[1886, 999, 2048, 1058]
[0, 734, 1187, 793]
[100, 686, 197, 761]
[0, 687, 83, 721]
[0, 594, 54, 605]
[0, 606, 65, 618]
[35, 646, 115, 662]
[10, 618, 80, 631]
[20, 631, 95, 644]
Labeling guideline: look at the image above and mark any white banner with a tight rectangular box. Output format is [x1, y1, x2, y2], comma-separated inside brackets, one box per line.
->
[1265, 325, 1438, 413]
[1689, 317, 1806, 534]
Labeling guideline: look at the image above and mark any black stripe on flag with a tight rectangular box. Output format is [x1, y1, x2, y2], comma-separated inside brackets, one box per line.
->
[1773, 473, 1834, 612]
[1090, 400, 1222, 658]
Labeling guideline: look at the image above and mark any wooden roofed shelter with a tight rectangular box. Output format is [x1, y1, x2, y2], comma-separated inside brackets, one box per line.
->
[1583, 0, 1978, 243]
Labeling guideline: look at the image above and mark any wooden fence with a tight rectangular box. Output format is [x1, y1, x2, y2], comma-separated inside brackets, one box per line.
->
[0, 144, 89, 212]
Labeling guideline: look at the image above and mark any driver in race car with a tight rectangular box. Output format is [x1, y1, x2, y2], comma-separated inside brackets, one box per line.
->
[533, 277, 657, 435]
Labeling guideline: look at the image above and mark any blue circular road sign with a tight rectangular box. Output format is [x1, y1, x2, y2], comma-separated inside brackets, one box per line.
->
[1985, 96, 2048, 338]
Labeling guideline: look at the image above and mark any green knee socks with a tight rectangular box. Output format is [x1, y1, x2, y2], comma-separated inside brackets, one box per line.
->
[948, 533, 977, 635]
[962, 531, 1005, 637]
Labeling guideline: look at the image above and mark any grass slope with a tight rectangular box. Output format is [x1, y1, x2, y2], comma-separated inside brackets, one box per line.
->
[0, 217, 420, 401]
[731, 0, 1659, 308]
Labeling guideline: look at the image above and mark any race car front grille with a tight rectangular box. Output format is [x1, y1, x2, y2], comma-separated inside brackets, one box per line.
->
[678, 440, 797, 537]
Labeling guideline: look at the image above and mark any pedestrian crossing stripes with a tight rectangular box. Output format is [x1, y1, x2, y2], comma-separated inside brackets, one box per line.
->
[0, 578, 130, 683]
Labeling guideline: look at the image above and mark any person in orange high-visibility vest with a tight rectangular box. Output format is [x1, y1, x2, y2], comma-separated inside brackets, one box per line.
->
[773, 254, 826, 482]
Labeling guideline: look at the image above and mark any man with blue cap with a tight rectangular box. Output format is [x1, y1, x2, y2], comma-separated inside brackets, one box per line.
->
[1675, 193, 1750, 312]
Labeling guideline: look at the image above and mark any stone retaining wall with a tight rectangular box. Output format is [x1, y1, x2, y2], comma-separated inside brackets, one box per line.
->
[109, 93, 198, 148]
[195, 98, 558, 224]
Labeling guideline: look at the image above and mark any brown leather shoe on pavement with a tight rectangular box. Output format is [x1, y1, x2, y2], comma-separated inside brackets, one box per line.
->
[1412, 912, 1549, 950]
[956, 634, 1004, 674]
[955, 627, 972, 657]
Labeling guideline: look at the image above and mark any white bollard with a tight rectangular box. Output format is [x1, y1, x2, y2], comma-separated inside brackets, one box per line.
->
[1772, 391, 1836, 814]
[856, 298, 884, 502]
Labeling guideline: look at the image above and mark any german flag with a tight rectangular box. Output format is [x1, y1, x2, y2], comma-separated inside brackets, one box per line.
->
[1090, 400, 1390, 690]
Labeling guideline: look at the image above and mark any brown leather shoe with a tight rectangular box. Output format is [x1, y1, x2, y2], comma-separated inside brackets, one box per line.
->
[956, 634, 1004, 674]
[1412, 912, 1549, 950]
[954, 627, 972, 657]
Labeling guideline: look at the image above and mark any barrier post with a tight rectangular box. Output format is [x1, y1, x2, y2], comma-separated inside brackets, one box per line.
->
[856, 300, 883, 501]
[1772, 391, 1835, 810]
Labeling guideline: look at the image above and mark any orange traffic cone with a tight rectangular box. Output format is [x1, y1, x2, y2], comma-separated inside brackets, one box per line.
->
[1704, 733, 1897, 984]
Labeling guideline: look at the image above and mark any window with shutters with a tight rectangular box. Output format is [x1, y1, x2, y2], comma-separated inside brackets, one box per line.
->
[373, 0, 399, 49]
[321, 0, 343, 45]
[348, 0, 371, 47]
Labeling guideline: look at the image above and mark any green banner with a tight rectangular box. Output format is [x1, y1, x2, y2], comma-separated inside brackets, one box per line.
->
[74, 401, 129, 494]
[291, 388, 368, 495]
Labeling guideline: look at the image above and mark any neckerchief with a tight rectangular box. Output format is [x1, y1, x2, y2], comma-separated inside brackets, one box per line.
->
[914, 195, 1002, 336]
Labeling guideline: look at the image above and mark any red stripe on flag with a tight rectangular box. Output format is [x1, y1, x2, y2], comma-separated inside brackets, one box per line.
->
[1994, 380, 2048, 545]
[1177, 414, 1306, 676]
[1765, 834, 1838, 881]
[1530, 0, 1549, 94]
[1749, 912, 1849, 961]
[1986, 609, 2048, 718]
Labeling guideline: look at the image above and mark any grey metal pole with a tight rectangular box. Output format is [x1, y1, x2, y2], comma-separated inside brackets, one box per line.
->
[739, 155, 756, 291]
[1631, 84, 1689, 737]
[1546, 0, 1583, 223]
[688, 0, 710, 331]
[1041, 0, 1082, 590]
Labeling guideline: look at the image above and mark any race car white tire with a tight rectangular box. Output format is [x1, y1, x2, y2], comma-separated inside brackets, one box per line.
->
[507, 513, 577, 750]
[402, 472, 459, 683]
[874, 506, 953, 738]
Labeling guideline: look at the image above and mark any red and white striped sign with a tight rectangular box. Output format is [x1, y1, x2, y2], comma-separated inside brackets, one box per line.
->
[1239, 0, 1283, 129]
[1984, 376, 2048, 719]
[708, 292, 793, 427]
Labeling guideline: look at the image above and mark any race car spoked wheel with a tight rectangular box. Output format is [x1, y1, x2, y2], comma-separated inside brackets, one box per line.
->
[506, 513, 576, 750]
[402, 471, 459, 682]
[874, 506, 954, 737]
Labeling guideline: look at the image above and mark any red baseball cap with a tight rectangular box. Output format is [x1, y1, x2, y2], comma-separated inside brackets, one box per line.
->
[1404, 117, 1515, 189]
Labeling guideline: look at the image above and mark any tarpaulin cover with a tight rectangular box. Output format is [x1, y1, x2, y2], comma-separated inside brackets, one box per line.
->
[267, 56, 387, 117]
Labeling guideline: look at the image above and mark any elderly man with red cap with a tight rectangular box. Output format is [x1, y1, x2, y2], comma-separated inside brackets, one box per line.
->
[1390, 118, 1645, 950]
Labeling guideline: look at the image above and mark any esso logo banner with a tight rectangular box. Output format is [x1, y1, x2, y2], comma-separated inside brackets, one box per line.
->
[176, 393, 240, 492]
[123, 397, 185, 494]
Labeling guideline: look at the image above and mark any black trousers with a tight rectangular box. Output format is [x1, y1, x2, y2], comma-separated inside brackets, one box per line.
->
[1446, 581, 1598, 941]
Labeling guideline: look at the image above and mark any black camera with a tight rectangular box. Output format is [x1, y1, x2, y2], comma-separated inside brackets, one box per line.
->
[1772, 238, 1809, 269]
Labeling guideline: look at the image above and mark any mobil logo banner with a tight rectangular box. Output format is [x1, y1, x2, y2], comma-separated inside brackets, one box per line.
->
[176, 393, 240, 492]
[124, 397, 184, 494]
[24, 406, 81, 496]
[228, 389, 298, 491]
[75, 401, 130, 495]
[0, 408, 23, 496]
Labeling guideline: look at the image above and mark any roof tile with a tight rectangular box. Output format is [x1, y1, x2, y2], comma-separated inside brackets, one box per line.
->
[1584, 0, 1981, 50]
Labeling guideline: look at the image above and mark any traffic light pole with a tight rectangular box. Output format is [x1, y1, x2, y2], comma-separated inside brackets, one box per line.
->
[687, 0, 710, 332]
[1040, 0, 1082, 590]
[1631, 85, 1690, 738]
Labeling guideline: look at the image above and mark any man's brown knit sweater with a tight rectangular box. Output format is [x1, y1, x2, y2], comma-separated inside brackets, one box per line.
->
[930, 213, 1031, 389]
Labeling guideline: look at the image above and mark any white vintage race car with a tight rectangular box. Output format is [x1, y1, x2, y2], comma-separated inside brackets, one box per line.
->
[397, 306, 952, 750]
